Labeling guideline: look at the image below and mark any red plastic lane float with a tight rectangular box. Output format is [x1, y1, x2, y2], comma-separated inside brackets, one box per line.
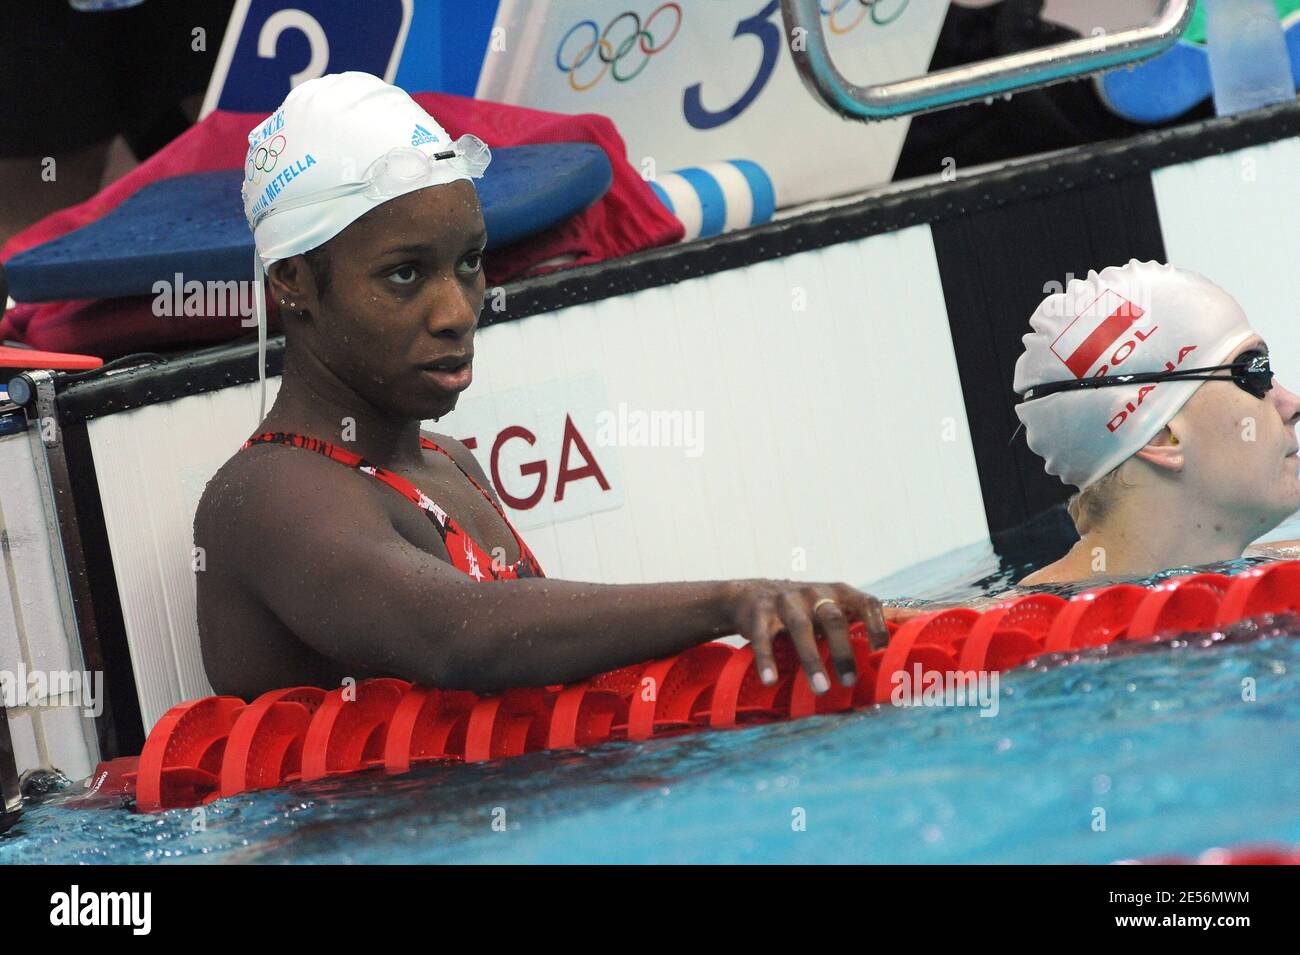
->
[1216, 561, 1300, 625]
[1126, 844, 1300, 865]
[122, 561, 1300, 811]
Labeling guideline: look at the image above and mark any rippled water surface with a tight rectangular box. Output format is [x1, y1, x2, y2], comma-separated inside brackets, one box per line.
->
[4, 510, 1298, 864]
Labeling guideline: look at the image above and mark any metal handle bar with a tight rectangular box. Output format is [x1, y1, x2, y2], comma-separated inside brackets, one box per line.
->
[781, 0, 1194, 120]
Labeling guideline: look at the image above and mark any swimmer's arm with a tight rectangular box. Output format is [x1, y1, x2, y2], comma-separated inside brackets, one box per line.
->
[230, 470, 890, 693]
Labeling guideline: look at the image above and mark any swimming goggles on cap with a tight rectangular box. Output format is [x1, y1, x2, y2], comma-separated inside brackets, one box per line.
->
[250, 133, 490, 229]
[1020, 350, 1274, 402]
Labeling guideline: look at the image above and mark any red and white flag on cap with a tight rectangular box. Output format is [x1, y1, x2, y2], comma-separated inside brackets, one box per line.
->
[1049, 289, 1147, 379]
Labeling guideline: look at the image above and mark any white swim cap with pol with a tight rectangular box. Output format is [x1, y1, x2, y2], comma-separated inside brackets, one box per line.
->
[241, 71, 491, 421]
[1013, 260, 1256, 490]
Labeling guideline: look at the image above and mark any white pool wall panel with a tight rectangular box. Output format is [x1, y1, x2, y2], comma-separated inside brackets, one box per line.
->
[1153, 137, 1300, 540]
[88, 385, 280, 730]
[1153, 137, 1300, 386]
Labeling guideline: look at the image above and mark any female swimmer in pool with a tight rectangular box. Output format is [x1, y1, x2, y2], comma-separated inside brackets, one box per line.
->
[1013, 260, 1300, 585]
[194, 73, 897, 699]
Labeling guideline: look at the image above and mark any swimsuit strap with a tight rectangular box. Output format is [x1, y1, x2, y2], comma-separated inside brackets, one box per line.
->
[416, 435, 535, 559]
[240, 431, 544, 580]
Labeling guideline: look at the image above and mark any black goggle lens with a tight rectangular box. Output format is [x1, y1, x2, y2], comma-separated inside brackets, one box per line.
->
[1234, 352, 1273, 399]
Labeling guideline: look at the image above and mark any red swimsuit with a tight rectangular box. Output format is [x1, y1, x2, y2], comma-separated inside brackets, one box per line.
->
[241, 432, 545, 581]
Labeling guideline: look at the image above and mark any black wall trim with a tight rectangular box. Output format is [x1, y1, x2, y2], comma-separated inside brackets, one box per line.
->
[59, 421, 145, 757]
[53, 100, 1300, 426]
[58, 338, 280, 426]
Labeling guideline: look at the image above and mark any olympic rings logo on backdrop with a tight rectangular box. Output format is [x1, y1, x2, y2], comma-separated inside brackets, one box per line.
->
[821, 0, 909, 34]
[246, 134, 287, 182]
[555, 4, 683, 92]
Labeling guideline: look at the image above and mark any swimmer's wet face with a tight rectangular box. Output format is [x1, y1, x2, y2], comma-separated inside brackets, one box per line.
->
[242, 73, 493, 421]
[270, 179, 487, 420]
[1163, 336, 1300, 536]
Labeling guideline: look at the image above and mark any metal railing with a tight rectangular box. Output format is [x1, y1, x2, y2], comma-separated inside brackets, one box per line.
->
[781, 0, 1194, 120]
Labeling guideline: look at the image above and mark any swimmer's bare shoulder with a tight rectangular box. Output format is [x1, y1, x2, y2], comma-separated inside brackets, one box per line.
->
[421, 430, 501, 504]
[194, 440, 463, 691]
[196, 439, 377, 586]
[1018, 565, 1058, 586]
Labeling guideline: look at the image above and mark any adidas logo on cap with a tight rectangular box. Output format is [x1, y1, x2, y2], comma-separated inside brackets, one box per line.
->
[411, 124, 439, 146]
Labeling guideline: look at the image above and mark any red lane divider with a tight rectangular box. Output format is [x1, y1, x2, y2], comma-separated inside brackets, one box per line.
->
[136, 697, 245, 812]
[959, 594, 1064, 671]
[383, 686, 475, 774]
[1126, 844, 1300, 865]
[1042, 585, 1148, 652]
[624, 643, 734, 741]
[872, 609, 979, 704]
[786, 634, 876, 717]
[704, 637, 801, 729]
[219, 686, 324, 798]
[125, 561, 1300, 811]
[300, 678, 408, 782]
[464, 688, 554, 761]
[546, 684, 628, 751]
[1126, 583, 1223, 640]
[1217, 562, 1300, 625]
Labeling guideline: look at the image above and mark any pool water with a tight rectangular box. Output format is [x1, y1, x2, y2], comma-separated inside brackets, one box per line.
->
[3, 508, 1299, 864]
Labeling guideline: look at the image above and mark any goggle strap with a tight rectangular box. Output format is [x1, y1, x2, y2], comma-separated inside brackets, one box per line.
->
[1023, 359, 1269, 401]
[254, 252, 267, 425]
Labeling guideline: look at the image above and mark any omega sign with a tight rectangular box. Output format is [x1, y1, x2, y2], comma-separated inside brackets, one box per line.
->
[460, 416, 611, 511]
[440, 376, 625, 530]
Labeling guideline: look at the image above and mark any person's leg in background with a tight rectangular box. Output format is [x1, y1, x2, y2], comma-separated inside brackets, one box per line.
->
[0, 0, 235, 249]
[0, 3, 123, 247]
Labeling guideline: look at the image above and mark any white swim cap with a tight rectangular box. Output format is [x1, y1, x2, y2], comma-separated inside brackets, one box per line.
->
[1013, 260, 1256, 490]
[241, 71, 491, 421]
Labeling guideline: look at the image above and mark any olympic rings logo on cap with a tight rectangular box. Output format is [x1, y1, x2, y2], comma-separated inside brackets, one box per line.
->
[246, 134, 287, 182]
[555, 3, 682, 92]
[822, 0, 909, 34]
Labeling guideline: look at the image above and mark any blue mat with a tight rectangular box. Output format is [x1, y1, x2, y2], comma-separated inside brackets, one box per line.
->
[6, 142, 612, 303]
[1098, 18, 1299, 124]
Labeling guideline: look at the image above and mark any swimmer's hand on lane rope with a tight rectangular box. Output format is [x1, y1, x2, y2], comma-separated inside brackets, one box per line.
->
[717, 580, 915, 692]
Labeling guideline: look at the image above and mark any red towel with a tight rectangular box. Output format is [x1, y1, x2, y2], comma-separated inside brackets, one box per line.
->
[0, 92, 682, 358]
